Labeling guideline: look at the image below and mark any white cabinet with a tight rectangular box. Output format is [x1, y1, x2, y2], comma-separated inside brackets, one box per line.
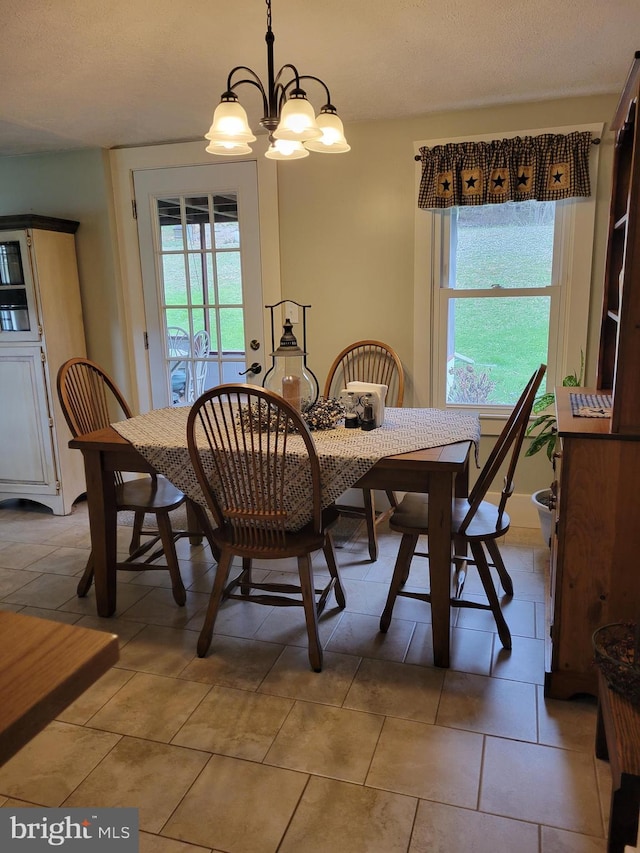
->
[0, 216, 87, 515]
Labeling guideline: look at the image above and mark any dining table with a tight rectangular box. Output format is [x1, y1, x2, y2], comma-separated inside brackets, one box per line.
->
[69, 405, 480, 668]
[0, 611, 119, 765]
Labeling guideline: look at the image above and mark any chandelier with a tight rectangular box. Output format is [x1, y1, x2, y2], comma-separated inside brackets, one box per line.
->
[204, 0, 350, 161]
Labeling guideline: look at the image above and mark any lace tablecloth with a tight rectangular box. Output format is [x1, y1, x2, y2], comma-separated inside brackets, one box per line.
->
[113, 407, 480, 531]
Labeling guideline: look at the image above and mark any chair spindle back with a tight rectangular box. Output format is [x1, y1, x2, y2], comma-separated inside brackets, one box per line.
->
[187, 385, 323, 550]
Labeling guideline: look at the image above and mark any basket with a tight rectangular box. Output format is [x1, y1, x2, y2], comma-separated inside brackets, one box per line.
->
[593, 622, 640, 704]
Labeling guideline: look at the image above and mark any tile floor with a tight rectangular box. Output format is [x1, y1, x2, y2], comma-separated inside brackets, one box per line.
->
[0, 498, 613, 852]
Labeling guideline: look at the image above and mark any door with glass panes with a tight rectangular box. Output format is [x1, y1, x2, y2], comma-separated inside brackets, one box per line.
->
[134, 162, 264, 408]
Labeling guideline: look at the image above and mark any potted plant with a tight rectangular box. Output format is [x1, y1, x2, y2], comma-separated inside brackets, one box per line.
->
[525, 353, 584, 545]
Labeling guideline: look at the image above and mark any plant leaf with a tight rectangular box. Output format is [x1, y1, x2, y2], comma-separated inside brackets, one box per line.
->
[525, 431, 555, 457]
[532, 393, 555, 413]
[526, 413, 555, 434]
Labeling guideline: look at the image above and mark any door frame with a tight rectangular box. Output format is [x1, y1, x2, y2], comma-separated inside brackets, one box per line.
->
[109, 138, 281, 413]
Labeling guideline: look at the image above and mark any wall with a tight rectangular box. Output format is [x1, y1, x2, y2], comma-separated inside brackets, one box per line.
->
[0, 148, 120, 378]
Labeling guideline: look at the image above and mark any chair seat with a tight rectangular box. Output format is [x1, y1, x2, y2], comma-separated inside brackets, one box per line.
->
[208, 506, 340, 559]
[390, 493, 511, 540]
[116, 475, 186, 513]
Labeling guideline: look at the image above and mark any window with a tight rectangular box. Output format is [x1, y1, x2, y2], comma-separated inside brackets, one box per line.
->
[412, 124, 601, 422]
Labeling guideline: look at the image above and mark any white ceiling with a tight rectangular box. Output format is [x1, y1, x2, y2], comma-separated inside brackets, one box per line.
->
[2, 0, 638, 157]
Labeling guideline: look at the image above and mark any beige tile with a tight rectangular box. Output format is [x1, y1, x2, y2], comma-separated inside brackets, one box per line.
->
[2, 572, 79, 608]
[326, 611, 414, 662]
[594, 757, 613, 835]
[280, 775, 417, 853]
[491, 635, 545, 684]
[0, 566, 43, 597]
[57, 582, 153, 618]
[203, 597, 274, 639]
[57, 667, 136, 724]
[494, 541, 535, 572]
[480, 736, 604, 835]
[116, 624, 200, 676]
[0, 721, 120, 806]
[437, 670, 537, 741]
[265, 701, 384, 783]
[139, 832, 212, 853]
[410, 799, 539, 852]
[76, 614, 147, 647]
[116, 587, 211, 627]
[25, 546, 92, 576]
[535, 601, 546, 639]
[163, 753, 307, 852]
[464, 566, 545, 601]
[343, 657, 444, 722]
[180, 635, 284, 689]
[65, 737, 209, 833]
[259, 645, 360, 704]
[541, 825, 607, 852]
[457, 594, 536, 638]
[253, 603, 343, 648]
[0, 541, 57, 569]
[172, 685, 293, 760]
[19, 606, 81, 623]
[537, 688, 598, 752]
[405, 622, 493, 675]
[87, 672, 211, 741]
[534, 546, 551, 573]
[367, 717, 483, 806]
[341, 577, 396, 616]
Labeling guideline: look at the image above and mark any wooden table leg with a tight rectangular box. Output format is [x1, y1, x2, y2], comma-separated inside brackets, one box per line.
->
[427, 473, 452, 668]
[186, 499, 203, 546]
[83, 449, 118, 617]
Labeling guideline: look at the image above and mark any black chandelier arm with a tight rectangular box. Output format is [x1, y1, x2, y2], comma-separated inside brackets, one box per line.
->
[284, 74, 336, 112]
[225, 69, 269, 117]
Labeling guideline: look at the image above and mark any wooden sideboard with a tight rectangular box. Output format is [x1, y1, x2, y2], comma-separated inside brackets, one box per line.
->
[544, 387, 640, 699]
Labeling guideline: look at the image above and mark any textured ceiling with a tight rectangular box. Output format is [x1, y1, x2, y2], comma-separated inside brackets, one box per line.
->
[1, 0, 638, 157]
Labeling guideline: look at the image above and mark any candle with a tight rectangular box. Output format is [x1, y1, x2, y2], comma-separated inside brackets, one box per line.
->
[282, 375, 301, 411]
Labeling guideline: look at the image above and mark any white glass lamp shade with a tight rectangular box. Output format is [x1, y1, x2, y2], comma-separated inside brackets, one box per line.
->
[205, 139, 254, 156]
[205, 100, 257, 145]
[304, 111, 351, 153]
[265, 139, 309, 160]
[273, 96, 322, 141]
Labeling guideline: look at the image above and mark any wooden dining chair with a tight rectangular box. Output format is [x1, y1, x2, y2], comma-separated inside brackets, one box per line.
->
[57, 357, 188, 605]
[323, 340, 405, 561]
[380, 364, 546, 654]
[186, 384, 346, 671]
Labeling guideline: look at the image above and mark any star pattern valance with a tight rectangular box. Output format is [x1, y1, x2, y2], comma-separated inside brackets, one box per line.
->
[417, 131, 592, 209]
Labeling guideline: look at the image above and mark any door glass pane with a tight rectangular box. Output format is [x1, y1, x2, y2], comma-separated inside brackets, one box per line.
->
[188, 254, 205, 305]
[446, 295, 550, 405]
[217, 252, 242, 304]
[214, 194, 240, 248]
[220, 307, 244, 351]
[206, 309, 219, 351]
[162, 255, 187, 305]
[158, 199, 184, 251]
[185, 196, 209, 250]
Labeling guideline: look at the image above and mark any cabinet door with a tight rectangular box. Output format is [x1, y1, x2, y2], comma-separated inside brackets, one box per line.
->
[0, 230, 40, 343]
[0, 346, 57, 493]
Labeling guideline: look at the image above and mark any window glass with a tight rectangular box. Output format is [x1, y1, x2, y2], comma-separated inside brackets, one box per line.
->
[442, 200, 557, 407]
